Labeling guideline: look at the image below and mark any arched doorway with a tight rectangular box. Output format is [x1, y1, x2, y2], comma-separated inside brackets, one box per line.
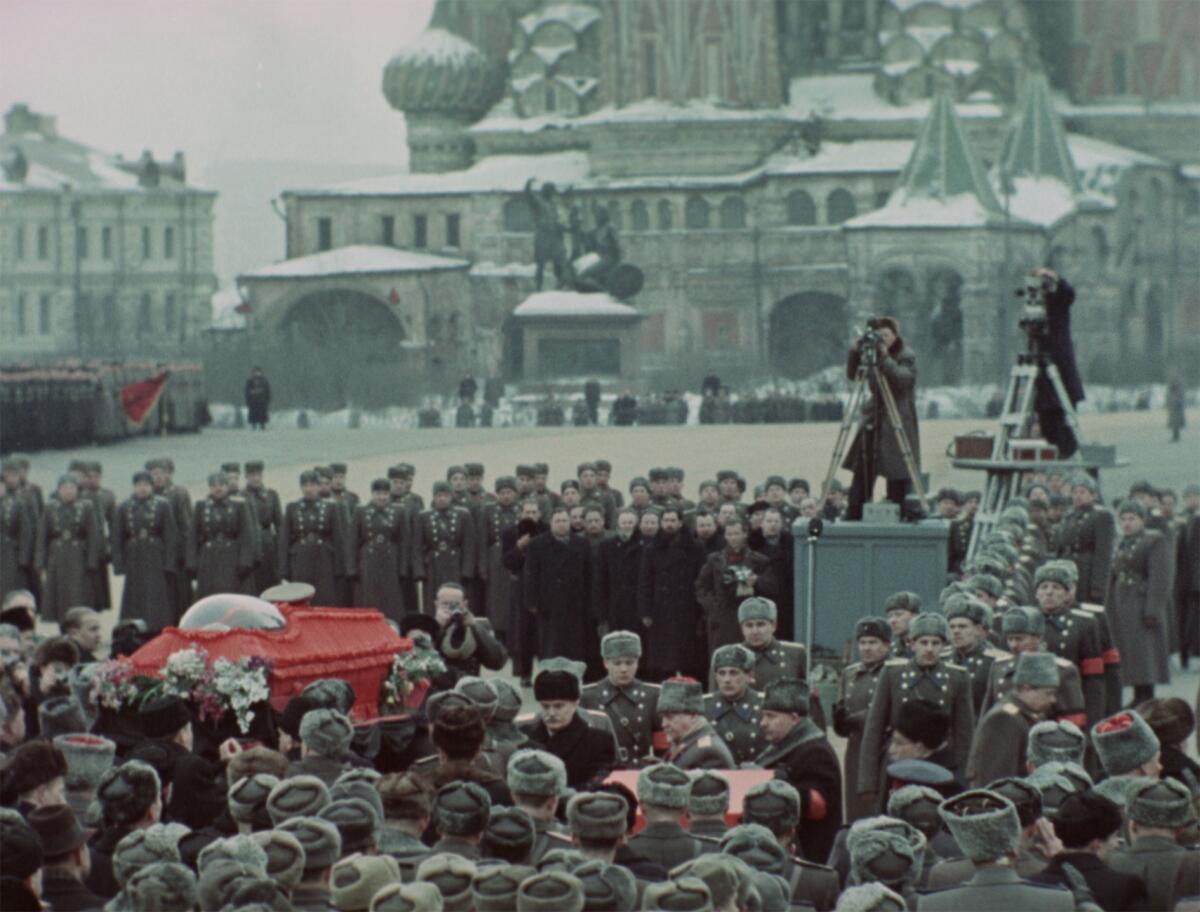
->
[278, 288, 407, 407]
[768, 292, 848, 378]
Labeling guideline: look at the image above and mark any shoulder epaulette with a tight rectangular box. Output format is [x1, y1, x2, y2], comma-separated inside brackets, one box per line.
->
[1079, 602, 1105, 613]
[545, 830, 573, 845]
[1069, 608, 1093, 619]
[939, 646, 954, 657]
[1054, 656, 1073, 669]
[1001, 702, 1021, 715]
[693, 834, 721, 847]
[944, 662, 967, 673]
[885, 658, 908, 666]
[844, 661, 864, 673]
[515, 712, 537, 724]
[983, 648, 1012, 660]
[641, 681, 661, 692]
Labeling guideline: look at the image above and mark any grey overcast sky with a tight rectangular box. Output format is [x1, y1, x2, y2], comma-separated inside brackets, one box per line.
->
[1, 0, 436, 175]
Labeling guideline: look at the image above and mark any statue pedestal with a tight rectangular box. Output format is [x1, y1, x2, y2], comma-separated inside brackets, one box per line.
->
[507, 291, 644, 380]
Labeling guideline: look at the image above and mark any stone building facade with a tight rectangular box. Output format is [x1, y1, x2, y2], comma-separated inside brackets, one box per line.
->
[0, 104, 216, 361]
[249, 0, 1199, 389]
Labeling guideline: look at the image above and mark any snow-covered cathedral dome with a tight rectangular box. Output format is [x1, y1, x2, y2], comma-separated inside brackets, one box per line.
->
[382, 27, 504, 118]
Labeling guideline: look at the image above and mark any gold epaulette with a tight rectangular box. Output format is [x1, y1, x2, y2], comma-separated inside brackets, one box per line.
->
[1078, 602, 1105, 613]
[983, 648, 1013, 660]
[1054, 656, 1074, 669]
[885, 658, 908, 666]
[1002, 702, 1021, 715]
[1069, 608, 1093, 620]
[945, 662, 968, 672]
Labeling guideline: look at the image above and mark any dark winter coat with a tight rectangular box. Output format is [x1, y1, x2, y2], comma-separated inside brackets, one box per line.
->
[596, 532, 645, 633]
[1054, 503, 1116, 603]
[695, 547, 776, 650]
[244, 374, 271, 424]
[279, 498, 351, 605]
[750, 528, 795, 638]
[413, 507, 476, 589]
[1031, 852, 1147, 912]
[519, 712, 616, 789]
[112, 494, 178, 629]
[244, 483, 283, 593]
[35, 499, 102, 623]
[755, 717, 843, 863]
[479, 501, 520, 632]
[637, 531, 707, 678]
[523, 531, 592, 662]
[354, 502, 409, 622]
[187, 496, 256, 597]
[1044, 279, 1085, 405]
[502, 521, 544, 668]
[841, 337, 921, 481]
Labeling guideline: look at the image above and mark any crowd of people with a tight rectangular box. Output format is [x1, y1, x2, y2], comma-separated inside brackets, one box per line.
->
[1, 446, 1200, 911]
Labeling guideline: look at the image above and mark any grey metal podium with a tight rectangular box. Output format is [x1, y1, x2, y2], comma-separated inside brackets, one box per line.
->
[793, 519, 950, 659]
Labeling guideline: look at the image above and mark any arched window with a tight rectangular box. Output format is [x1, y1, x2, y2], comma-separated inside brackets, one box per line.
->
[657, 199, 674, 230]
[826, 188, 857, 224]
[503, 197, 533, 233]
[631, 200, 649, 231]
[719, 196, 747, 230]
[685, 196, 711, 229]
[785, 189, 816, 226]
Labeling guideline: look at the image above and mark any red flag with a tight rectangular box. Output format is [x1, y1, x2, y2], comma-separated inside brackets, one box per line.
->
[121, 371, 170, 426]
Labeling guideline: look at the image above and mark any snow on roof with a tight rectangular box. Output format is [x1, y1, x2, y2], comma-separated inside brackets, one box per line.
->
[787, 74, 1002, 121]
[880, 26, 954, 53]
[293, 151, 590, 196]
[999, 176, 1079, 228]
[513, 291, 642, 319]
[0, 131, 200, 193]
[210, 287, 247, 331]
[519, 2, 601, 35]
[391, 27, 483, 66]
[846, 189, 1006, 228]
[765, 140, 914, 176]
[240, 245, 468, 280]
[1067, 133, 1167, 199]
[470, 260, 536, 278]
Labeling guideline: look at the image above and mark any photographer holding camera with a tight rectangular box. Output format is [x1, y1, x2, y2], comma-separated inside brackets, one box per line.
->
[1023, 268, 1085, 458]
[842, 316, 921, 521]
[401, 583, 508, 680]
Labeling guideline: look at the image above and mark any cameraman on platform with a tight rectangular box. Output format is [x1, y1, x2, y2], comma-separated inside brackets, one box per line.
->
[1026, 267, 1085, 458]
[843, 316, 921, 521]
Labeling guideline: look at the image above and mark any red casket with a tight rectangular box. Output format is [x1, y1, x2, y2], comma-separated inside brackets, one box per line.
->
[129, 603, 412, 721]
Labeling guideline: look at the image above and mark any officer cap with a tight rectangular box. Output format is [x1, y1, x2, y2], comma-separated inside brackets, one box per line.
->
[642, 876, 712, 912]
[788, 478, 810, 493]
[907, 612, 949, 641]
[370, 478, 390, 493]
[658, 678, 704, 715]
[446, 465, 467, 479]
[985, 777, 1043, 828]
[244, 460, 265, 473]
[934, 487, 962, 505]
[637, 763, 692, 810]
[561, 479, 581, 493]
[628, 476, 650, 493]
[741, 780, 800, 833]
[516, 464, 537, 478]
[267, 775, 330, 826]
[567, 792, 628, 841]
[277, 816, 342, 872]
[687, 771, 730, 818]
[942, 594, 990, 626]
[1034, 563, 1074, 590]
[518, 871, 585, 912]
[494, 475, 517, 493]
[507, 749, 567, 798]
[965, 573, 1003, 599]
[1126, 777, 1196, 829]
[737, 597, 777, 624]
[855, 616, 891, 642]
[432, 480, 452, 495]
[938, 790, 1020, 863]
[432, 780, 491, 837]
[710, 643, 754, 673]
[1027, 720, 1087, 767]
[221, 461, 241, 474]
[1091, 711, 1161, 777]
[884, 591, 921, 615]
[464, 463, 484, 477]
[1013, 652, 1060, 689]
[300, 470, 320, 486]
[1002, 605, 1045, 637]
[600, 630, 642, 659]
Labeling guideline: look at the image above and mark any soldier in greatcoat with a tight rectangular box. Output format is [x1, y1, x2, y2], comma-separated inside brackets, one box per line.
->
[579, 630, 661, 765]
[243, 460, 282, 593]
[885, 591, 921, 659]
[111, 470, 177, 629]
[35, 474, 102, 624]
[148, 456, 193, 616]
[638, 506, 707, 681]
[353, 479, 409, 622]
[703, 644, 764, 765]
[523, 507, 592, 663]
[477, 476, 520, 638]
[1110, 778, 1200, 912]
[388, 463, 423, 611]
[188, 472, 256, 598]
[857, 613, 975, 805]
[1107, 500, 1172, 703]
[966, 652, 1060, 787]
[502, 500, 545, 683]
[80, 460, 116, 611]
[980, 606, 1087, 729]
[1053, 476, 1115, 603]
[0, 469, 35, 598]
[694, 516, 775, 650]
[593, 459, 623, 509]
[1034, 562, 1106, 724]
[576, 462, 616, 529]
[943, 594, 1009, 713]
[413, 481, 476, 609]
[730, 596, 811, 698]
[279, 469, 352, 605]
[834, 617, 891, 822]
[220, 461, 262, 584]
[659, 678, 735, 770]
